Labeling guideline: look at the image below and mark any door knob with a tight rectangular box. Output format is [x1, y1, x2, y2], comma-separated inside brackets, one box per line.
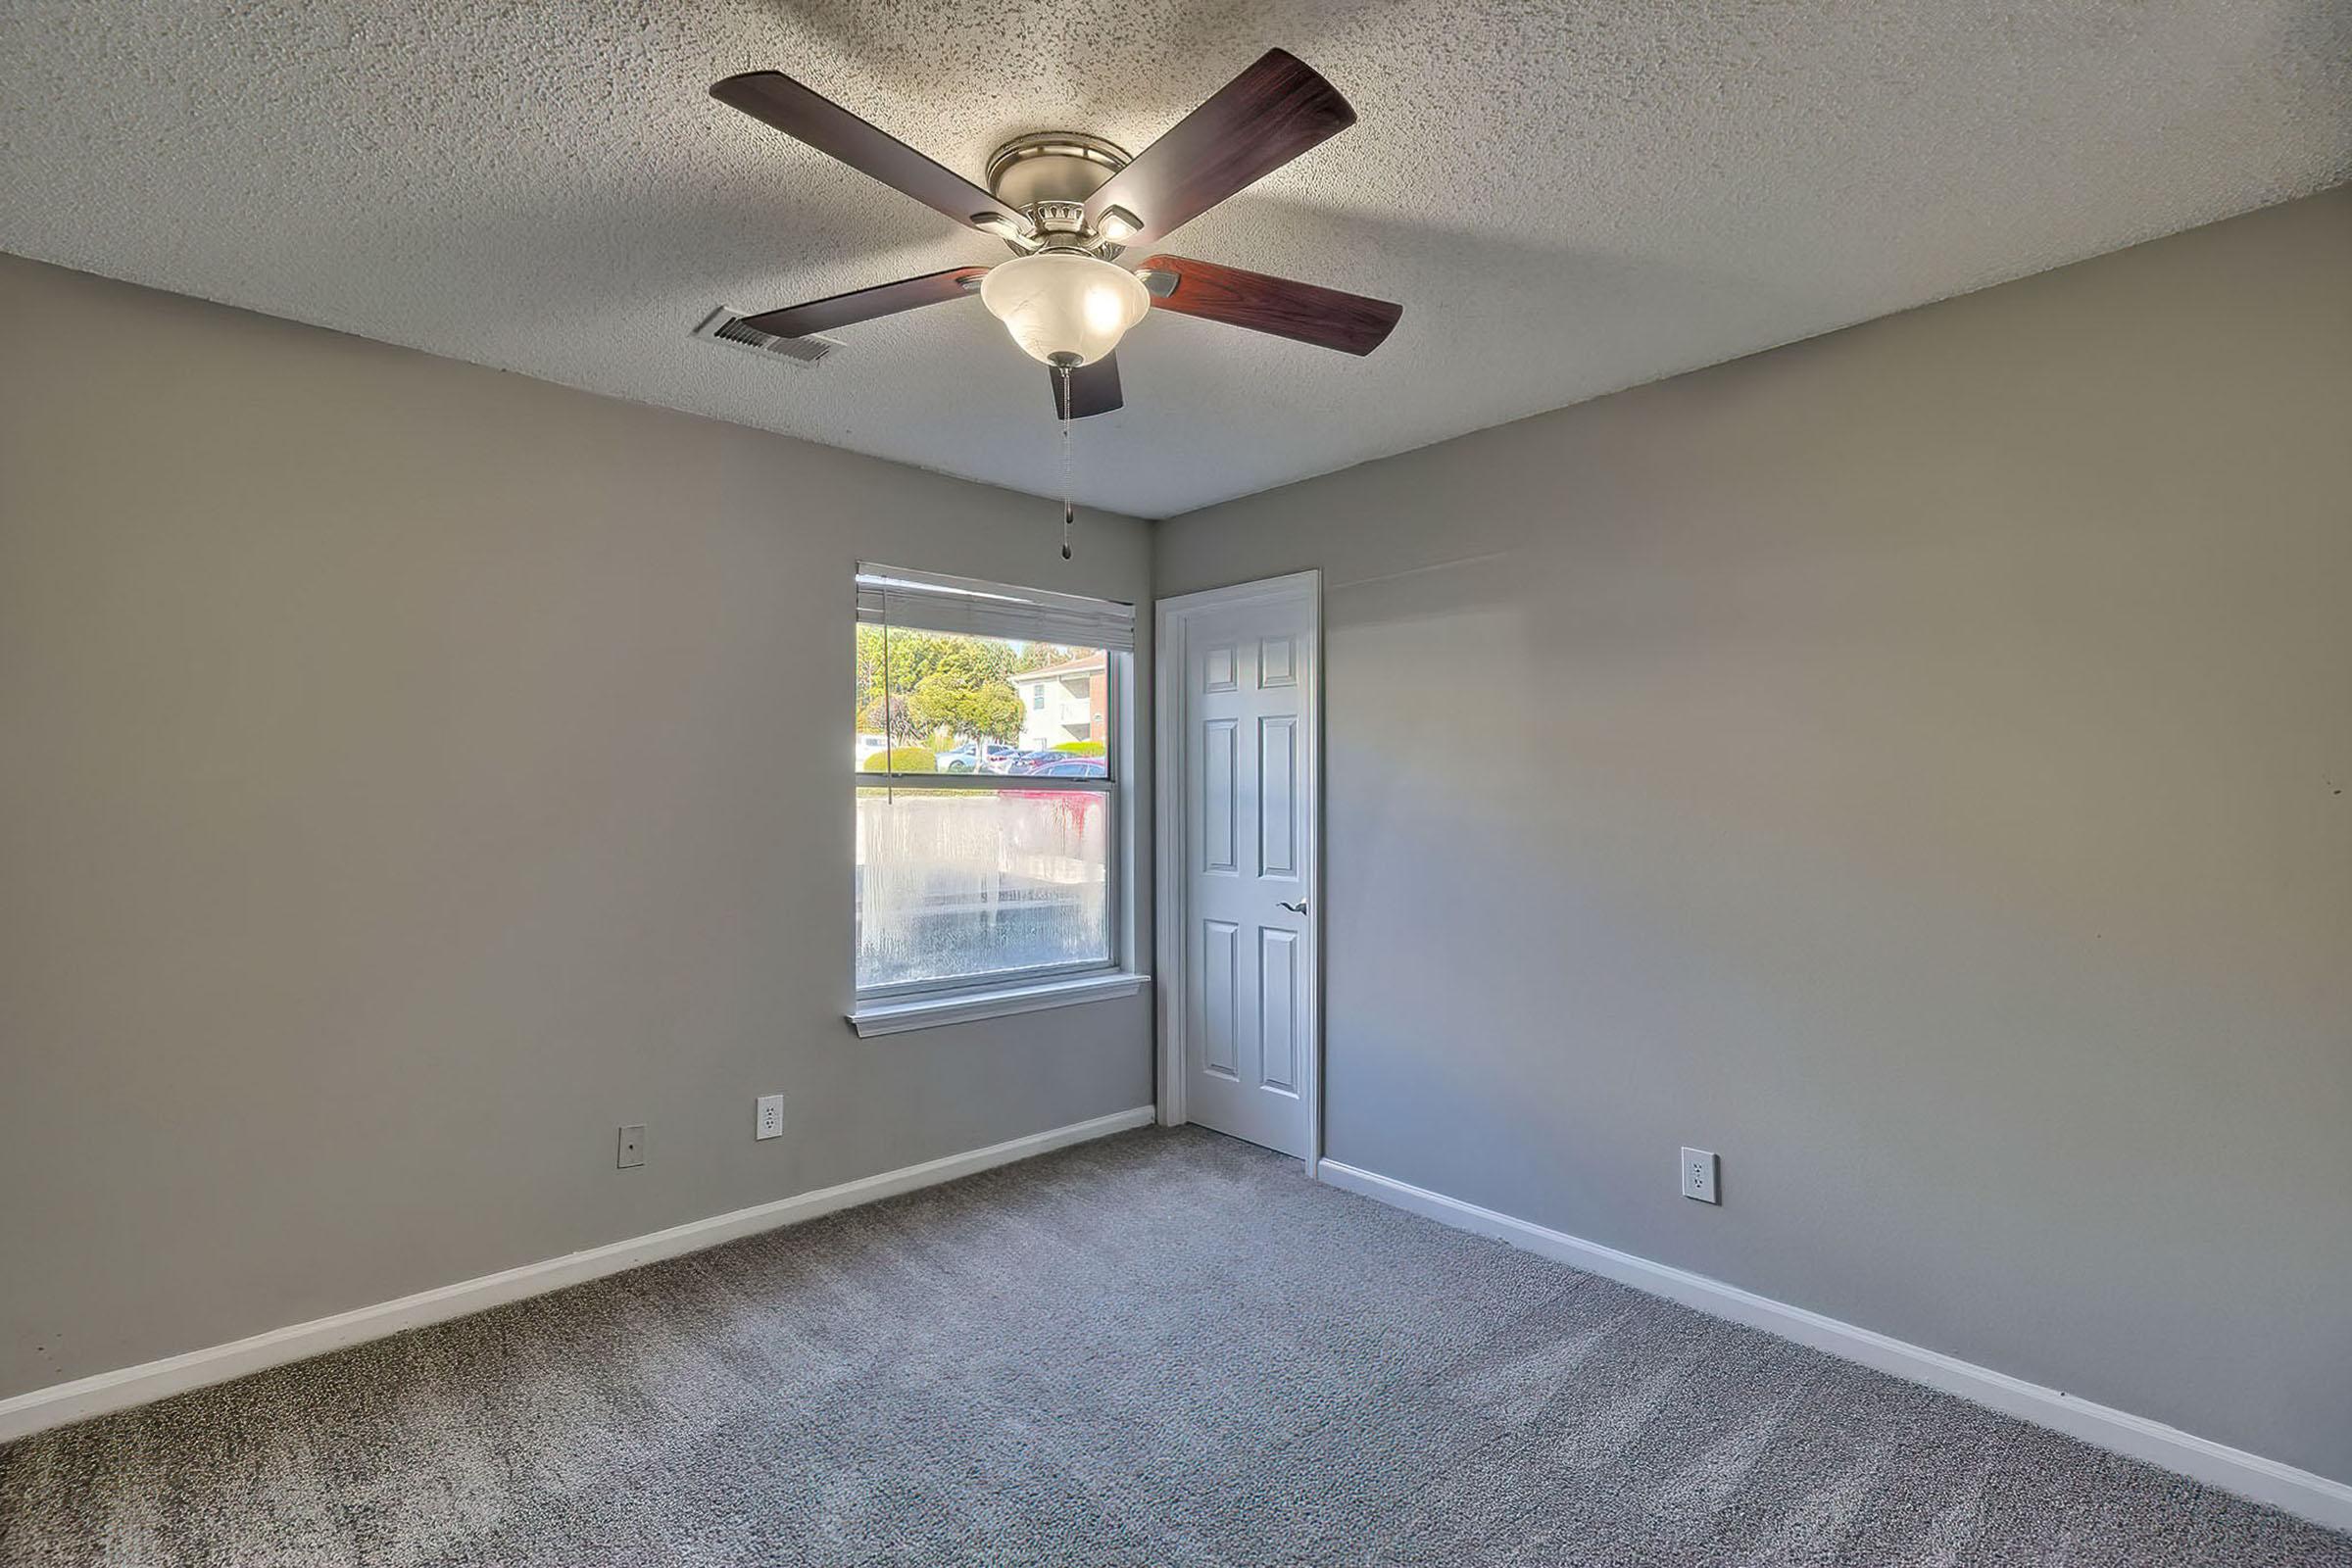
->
[1278, 899, 1309, 914]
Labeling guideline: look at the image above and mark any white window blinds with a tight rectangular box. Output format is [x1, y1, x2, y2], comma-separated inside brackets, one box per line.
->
[856, 564, 1135, 651]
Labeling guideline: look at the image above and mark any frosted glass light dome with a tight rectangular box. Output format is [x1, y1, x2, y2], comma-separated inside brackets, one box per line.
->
[979, 252, 1151, 368]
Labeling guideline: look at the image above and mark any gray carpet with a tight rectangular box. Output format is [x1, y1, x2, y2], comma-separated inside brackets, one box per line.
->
[3, 1128, 2345, 1566]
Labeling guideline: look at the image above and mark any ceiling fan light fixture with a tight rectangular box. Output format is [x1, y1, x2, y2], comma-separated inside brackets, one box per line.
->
[710, 50, 1399, 421]
[980, 251, 1151, 367]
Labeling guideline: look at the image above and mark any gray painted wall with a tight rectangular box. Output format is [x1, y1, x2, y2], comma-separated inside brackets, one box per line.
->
[1156, 189, 2352, 1484]
[0, 256, 1153, 1400]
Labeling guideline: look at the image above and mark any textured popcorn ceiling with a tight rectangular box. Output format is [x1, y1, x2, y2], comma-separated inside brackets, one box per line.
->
[3, 2, 2347, 516]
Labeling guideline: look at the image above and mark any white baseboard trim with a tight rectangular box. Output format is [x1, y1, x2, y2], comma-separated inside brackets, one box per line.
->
[0, 1105, 1155, 1446]
[1316, 1157, 2352, 1535]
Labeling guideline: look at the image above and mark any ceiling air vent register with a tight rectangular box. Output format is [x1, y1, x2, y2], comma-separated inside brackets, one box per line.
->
[692, 306, 837, 366]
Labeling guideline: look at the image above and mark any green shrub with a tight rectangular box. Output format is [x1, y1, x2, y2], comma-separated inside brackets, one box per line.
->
[860, 746, 937, 773]
[1052, 741, 1107, 757]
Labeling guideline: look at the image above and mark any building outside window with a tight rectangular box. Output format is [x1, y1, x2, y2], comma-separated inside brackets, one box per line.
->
[1010, 653, 1107, 751]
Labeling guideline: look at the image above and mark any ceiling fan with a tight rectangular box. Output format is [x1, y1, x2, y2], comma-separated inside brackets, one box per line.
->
[710, 49, 1402, 420]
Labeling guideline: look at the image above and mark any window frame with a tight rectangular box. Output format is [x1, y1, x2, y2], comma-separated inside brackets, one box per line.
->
[849, 571, 1144, 1031]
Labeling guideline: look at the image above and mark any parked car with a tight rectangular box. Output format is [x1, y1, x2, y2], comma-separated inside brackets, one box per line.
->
[1004, 751, 1066, 775]
[940, 740, 1019, 773]
[1025, 758, 1109, 778]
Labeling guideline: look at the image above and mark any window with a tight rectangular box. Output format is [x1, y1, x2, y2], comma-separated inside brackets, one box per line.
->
[852, 566, 1136, 1026]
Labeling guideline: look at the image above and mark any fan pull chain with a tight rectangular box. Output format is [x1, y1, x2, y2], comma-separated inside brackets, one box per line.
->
[1057, 365, 1076, 561]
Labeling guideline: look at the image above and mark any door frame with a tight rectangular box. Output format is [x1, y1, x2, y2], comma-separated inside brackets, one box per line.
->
[1152, 569, 1324, 1174]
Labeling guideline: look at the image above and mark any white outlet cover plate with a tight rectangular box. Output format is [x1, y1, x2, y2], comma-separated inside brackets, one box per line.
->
[1681, 1147, 1719, 1204]
[756, 1095, 784, 1141]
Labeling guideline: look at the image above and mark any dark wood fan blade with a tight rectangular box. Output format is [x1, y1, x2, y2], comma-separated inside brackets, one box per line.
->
[712, 72, 1029, 236]
[1138, 255, 1400, 355]
[1085, 50, 1354, 248]
[1051, 355, 1124, 419]
[738, 267, 990, 337]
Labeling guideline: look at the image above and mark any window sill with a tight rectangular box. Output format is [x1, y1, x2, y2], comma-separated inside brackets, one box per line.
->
[847, 971, 1152, 1038]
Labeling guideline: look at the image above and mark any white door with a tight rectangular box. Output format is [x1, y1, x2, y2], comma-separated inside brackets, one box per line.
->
[1173, 584, 1316, 1158]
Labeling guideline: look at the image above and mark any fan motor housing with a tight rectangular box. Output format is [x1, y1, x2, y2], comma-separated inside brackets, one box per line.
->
[987, 132, 1131, 251]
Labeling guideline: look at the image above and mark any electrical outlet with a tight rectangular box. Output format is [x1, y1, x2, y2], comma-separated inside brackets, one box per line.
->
[617, 1124, 646, 1169]
[756, 1095, 784, 1141]
[1681, 1147, 1719, 1204]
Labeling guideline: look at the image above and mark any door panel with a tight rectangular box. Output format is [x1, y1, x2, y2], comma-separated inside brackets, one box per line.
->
[1201, 919, 1240, 1079]
[1258, 714, 1298, 878]
[1201, 718, 1238, 873]
[1259, 926, 1299, 1093]
[1202, 641, 1239, 692]
[1178, 589, 1315, 1158]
